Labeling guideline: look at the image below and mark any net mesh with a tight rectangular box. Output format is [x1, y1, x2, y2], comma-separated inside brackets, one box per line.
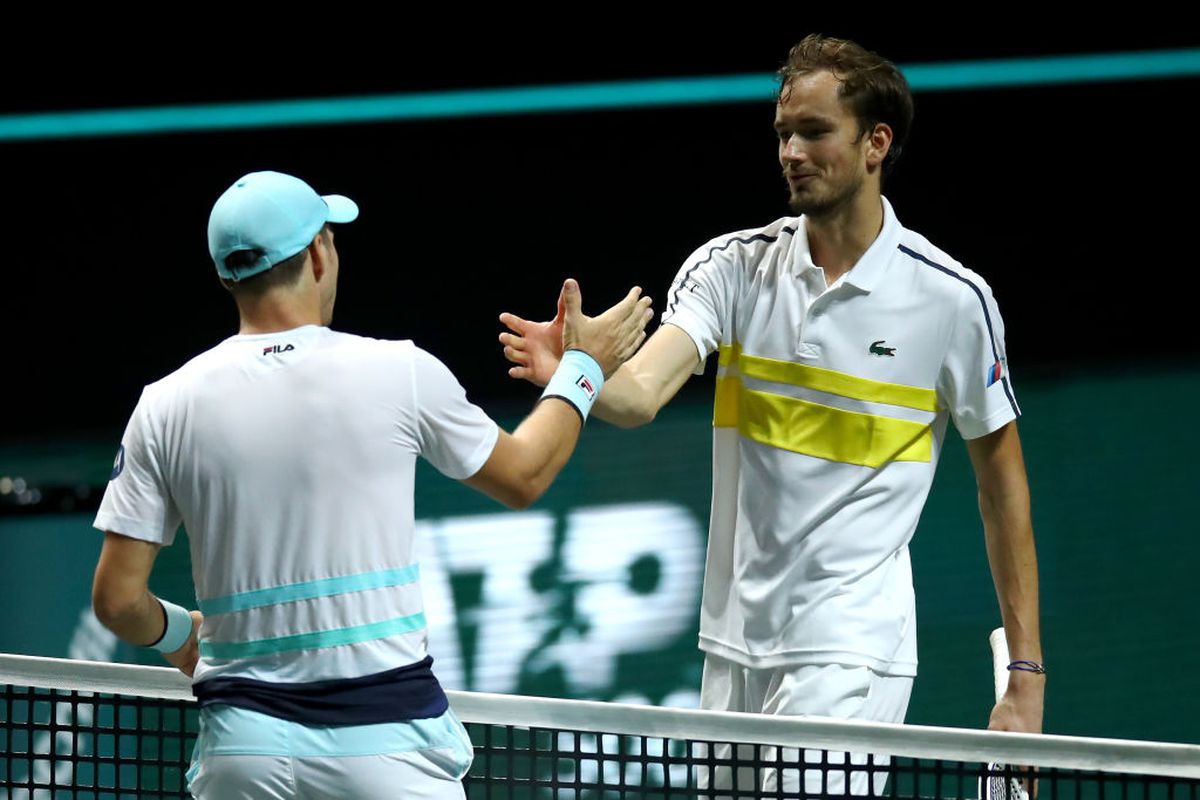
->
[3, 656, 1199, 799]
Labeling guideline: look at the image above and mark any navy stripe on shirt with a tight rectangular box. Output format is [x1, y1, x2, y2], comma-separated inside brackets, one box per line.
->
[193, 655, 448, 725]
[897, 244, 1020, 417]
[668, 227, 797, 314]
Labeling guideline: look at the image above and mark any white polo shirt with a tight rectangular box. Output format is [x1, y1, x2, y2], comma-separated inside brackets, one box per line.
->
[94, 325, 499, 685]
[662, 197, 1018, 675]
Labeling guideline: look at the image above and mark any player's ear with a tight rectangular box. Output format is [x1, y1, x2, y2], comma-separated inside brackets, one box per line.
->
[308, 233, 326, 282]
[865, 122, 893, 170]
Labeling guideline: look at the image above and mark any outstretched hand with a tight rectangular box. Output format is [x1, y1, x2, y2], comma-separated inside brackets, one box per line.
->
[499, 285, 568, 387]
[500, 280, 652, 382]
[560, 279, 653, 377]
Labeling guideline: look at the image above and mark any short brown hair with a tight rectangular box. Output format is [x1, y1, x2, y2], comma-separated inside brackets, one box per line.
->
[777, 34, 914, 174]
[222, 226, 330, 297]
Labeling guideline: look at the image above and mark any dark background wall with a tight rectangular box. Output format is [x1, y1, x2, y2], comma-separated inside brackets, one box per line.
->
[2, 24, 1198, 434]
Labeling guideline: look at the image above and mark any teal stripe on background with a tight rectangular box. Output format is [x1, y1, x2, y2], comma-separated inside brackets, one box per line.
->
[198, 565, 420, 616]
[902, 48, 1200, 92]
[1, 49, 1197, 142]
[200, 612, 427, 659]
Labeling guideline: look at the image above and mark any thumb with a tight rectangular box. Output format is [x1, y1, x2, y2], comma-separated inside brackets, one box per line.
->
[555, 284, 568, 324]
[561, 278, 582, 320]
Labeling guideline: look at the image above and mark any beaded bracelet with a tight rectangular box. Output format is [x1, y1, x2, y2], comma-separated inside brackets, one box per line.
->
[1007, 659, 1046, 674]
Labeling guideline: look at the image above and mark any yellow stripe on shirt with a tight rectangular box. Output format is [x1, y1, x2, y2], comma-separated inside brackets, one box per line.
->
[713, 379, 932, 467]
[717, 344, 937, 412]
[713, 343, 934, 466]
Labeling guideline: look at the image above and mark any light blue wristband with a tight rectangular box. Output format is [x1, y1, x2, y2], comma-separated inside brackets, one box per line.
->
[540, 349, 605, 423]
[151, 599, 193, 654]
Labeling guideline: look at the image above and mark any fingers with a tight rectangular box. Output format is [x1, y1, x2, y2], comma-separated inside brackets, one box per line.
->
[503, 344, 530, 366]
[498, 331, 526, 351]
[612, 285, 645, 316]
[498, 312, 529, 335]
[620, 329, 648, 361]
[619, 295, 654, 337]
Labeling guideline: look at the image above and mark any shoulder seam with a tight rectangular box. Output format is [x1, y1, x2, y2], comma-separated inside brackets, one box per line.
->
[668, 226, 797, 314]
[896, 244, 1019, 418]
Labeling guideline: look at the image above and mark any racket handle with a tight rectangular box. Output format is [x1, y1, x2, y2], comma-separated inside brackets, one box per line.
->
[989, 627, 1010, 701]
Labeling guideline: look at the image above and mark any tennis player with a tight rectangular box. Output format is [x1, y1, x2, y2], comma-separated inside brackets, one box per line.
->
[500, 35, 1044, 795]
[90, 170, 653, 799]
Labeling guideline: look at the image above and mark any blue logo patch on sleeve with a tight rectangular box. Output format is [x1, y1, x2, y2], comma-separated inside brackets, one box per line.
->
[110, 445, 125, 480]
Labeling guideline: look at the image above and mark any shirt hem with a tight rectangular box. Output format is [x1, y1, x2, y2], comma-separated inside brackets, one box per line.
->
[92, 513, 173, 544]
[659, 318, 710, 375]
[957, 405, 1018, 441]
[699, 636, 918, 677]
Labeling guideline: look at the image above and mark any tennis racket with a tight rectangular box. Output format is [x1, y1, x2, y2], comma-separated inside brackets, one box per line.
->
[981, 627, 1031, 800]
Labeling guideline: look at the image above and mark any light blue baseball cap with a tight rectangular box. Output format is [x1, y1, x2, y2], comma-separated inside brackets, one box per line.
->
[208, 171, 359, 282]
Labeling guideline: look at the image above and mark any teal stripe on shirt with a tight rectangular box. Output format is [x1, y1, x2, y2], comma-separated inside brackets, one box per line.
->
[199, 612, 428, 659]
[198, 565, 420, 616]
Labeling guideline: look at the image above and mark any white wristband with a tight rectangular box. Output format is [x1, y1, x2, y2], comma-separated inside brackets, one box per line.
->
[540, 349, 605, 423]
[151, 599, 193, 654]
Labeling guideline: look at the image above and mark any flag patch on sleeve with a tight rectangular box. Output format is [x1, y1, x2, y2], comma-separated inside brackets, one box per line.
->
[985, 361, 1003, 387]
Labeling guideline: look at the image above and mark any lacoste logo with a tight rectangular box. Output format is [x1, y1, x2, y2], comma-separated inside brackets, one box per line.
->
[869, 340, 896, 357]
[262, 344, 295, 356]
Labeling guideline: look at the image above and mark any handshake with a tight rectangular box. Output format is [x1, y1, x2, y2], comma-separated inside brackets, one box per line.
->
[497, 279, 653, 384]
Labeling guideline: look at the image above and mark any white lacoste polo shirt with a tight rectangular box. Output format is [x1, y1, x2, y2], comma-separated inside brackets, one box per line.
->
[662, 197, 1018, 675]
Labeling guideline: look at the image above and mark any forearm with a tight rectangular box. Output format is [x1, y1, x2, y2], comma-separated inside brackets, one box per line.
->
[980, 481, 1042, 664]
[92, 585, 168, 647]
[968, 423, 1043, 731]
[509, 399, 584, 501]
[592, 364, 662, 428]
[465, 398, 584, 509]
[591, 327, 698, 428]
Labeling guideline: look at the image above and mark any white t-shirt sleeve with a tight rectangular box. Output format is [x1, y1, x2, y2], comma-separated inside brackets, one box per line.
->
[939, 277, 1021, 440]
[93, 389, 182, 545]
[660, 237, 736, 374]
[411, 347, 500, 479]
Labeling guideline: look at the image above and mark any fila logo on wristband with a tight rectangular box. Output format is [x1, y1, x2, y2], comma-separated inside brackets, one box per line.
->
[541, 350, 605, 423]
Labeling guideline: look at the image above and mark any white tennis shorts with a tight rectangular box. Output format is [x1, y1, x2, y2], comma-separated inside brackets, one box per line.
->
[186, 705, 473, 800]
[698, 655, 913, 797]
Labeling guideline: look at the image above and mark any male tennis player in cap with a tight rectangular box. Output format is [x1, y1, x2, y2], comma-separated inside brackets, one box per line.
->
[499, 35, 1044, 794]
[90, 170, 652, 799]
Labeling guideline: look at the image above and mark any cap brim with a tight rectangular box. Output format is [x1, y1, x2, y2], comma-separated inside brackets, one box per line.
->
[323, 194, 359, 224]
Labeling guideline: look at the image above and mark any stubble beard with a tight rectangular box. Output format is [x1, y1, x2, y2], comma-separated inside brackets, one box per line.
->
[785, 159, 868, 219]
[787, 175, 862, 219]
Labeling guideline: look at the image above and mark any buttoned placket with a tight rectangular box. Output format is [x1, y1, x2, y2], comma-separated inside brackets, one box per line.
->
[796, 265, 846, 360]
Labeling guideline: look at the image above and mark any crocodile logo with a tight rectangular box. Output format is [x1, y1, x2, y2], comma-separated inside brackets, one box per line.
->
[869, 340, 896, 357]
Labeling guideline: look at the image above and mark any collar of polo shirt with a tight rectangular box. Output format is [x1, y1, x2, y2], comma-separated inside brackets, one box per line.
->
[790, 196, 904, 293]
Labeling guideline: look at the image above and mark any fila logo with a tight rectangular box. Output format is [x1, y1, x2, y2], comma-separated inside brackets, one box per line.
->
[262, 344, 295, 356]
[576, 374, 596, 401]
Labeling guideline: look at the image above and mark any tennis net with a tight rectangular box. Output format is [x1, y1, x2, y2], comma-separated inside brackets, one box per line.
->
[3, 653, 1199, 799]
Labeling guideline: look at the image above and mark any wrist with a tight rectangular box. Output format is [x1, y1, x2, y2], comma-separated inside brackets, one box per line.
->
[540, 350, 605, 423]
[1005, 666, 1046, 695]
[149, 599, 194, 654]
